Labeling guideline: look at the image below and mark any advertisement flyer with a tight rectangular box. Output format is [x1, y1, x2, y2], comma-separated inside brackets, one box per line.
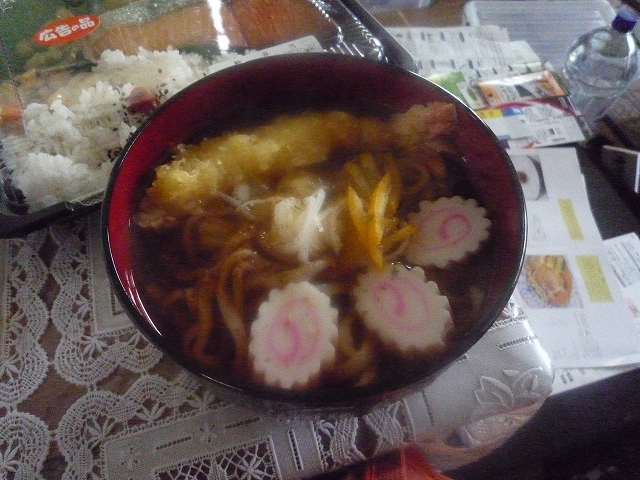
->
[509, 148, 640, 369]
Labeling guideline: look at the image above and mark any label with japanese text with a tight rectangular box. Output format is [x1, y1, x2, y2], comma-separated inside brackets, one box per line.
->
[33, 14, 100, 46]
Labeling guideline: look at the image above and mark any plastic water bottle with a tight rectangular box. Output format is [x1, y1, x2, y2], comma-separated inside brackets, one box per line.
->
[563, 8, 639, 131]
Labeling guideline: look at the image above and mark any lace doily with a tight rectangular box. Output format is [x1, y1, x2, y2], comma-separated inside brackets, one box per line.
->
[0, 212, 554, 479]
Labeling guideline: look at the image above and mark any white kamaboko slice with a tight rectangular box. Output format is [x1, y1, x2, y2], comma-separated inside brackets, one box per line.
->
[249, 281, 339, 389]
[353, 265, 452, 353]
[406, 196, 491, 268]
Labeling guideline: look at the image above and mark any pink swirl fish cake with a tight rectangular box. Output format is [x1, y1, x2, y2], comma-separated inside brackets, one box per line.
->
[249, 281, 338, 389]
[406, 196, 491, 268]
[353, 265, 452, 354]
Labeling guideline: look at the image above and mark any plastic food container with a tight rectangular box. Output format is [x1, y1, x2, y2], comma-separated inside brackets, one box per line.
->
[358, 0, 433, 13]
[0, 0, 415, 237]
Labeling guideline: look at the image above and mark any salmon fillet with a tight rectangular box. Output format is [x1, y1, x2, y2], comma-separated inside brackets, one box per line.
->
[229, 0, 339, 49]
[85, 3, 247, 58]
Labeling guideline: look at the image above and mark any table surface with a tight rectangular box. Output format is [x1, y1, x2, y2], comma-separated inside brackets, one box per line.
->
[0, 2, 557, 479]
[373, 1, 640, 478]
[375, 0, 468, 27]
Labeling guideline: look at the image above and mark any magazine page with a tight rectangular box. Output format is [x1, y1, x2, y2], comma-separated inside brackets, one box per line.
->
[510, 147, 640, 368]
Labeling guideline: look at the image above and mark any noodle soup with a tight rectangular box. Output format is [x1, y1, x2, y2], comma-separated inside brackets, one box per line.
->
[130, 103, 495, 392]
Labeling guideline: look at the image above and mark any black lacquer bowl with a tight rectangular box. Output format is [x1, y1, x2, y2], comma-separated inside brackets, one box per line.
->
[102, 53, 526, 415]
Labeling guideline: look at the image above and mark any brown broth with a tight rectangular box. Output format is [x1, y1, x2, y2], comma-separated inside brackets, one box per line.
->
[130, 107, 497, 392]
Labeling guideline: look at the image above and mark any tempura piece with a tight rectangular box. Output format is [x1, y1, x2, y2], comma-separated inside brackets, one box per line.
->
[136, 103, 457, 229]
[406, 196, 491, 268]
[353, 265, 452, 354]
[389, 103, 457, 146]
[249, 281, 339, 389]
[136, 110, 357, 227]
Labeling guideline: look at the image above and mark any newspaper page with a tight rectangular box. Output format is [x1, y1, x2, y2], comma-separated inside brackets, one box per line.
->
[387, 26, 587, 146]
[510, 148, 640, 368]
[386, 26, 536, 78]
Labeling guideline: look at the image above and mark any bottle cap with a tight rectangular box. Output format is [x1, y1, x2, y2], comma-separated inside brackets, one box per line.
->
[612, 9, 639, 33]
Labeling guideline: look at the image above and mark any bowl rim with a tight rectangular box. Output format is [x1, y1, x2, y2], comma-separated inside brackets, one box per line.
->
[101, 52, 527, 413]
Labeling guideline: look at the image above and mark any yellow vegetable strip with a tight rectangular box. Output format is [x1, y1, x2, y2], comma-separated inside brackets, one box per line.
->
[347, 173, 399, 269]
[381, 223, 417, 249]
[358, 152, 382, 186]
[367, 173, 391, 269]
[345, 161, 373, 199]
[382, 156, 402, 215]
[347, 186, 367, 239]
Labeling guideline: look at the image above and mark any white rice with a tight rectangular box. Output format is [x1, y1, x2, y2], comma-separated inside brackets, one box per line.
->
[1, 47, 237, 212]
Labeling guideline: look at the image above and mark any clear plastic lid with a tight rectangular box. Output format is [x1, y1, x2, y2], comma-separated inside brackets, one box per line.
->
[0, 0, 415, 237]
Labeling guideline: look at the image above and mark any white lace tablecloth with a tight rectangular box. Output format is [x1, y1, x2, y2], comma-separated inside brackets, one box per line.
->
[0, 211, 554, 479]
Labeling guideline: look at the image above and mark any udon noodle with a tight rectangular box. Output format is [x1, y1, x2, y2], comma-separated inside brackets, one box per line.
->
[131, 103, 494, 390]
